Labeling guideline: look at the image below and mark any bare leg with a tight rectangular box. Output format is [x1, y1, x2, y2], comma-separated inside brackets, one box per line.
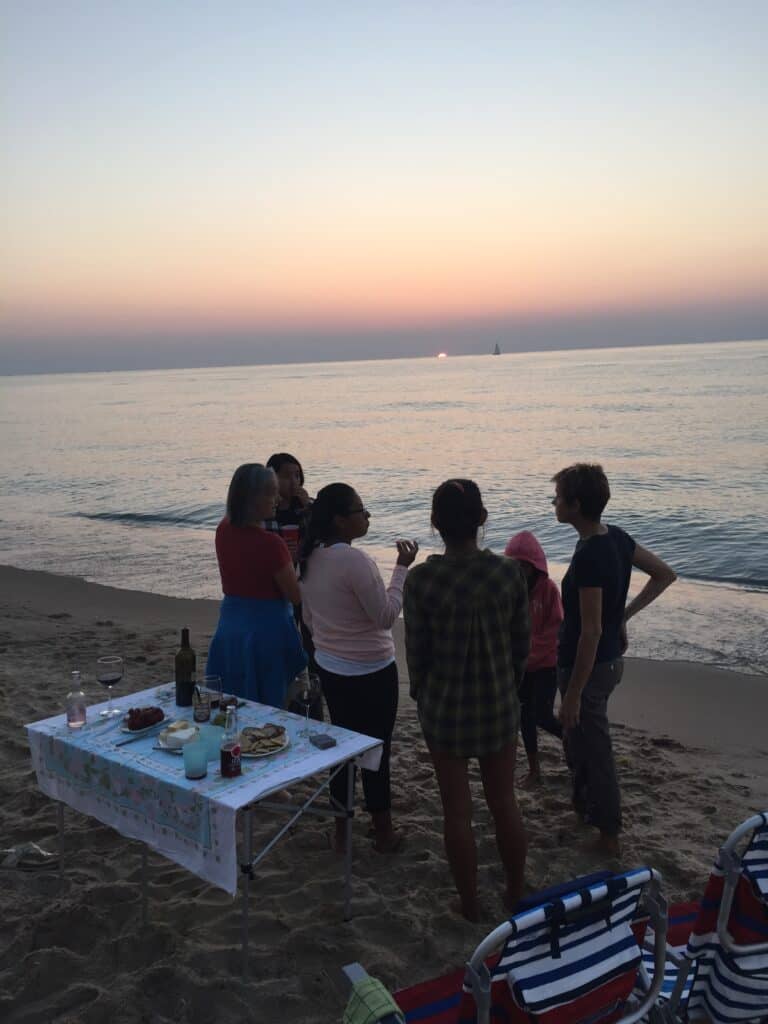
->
[479, 741, 527, 912]
[370, 809, 402, 853]
[429, 749, 479, 922]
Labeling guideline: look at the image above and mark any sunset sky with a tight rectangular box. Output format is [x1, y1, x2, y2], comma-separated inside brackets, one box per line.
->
[2, 1, 767, 373]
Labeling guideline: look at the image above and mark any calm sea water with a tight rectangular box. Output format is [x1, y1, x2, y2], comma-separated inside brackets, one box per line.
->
[1, 340, 766, 674]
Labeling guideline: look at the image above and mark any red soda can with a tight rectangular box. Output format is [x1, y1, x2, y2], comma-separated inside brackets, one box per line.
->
[220, 740, 242, 778]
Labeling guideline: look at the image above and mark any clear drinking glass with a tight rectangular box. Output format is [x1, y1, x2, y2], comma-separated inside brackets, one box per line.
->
[201, 674, 222, 709]
[96, 655, 124, 718]
[193, 688, 211, 723]
[299, 674, 321, 737]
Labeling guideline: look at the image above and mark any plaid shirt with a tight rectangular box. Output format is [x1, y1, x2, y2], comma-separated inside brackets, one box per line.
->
[403, 549, 529, 758]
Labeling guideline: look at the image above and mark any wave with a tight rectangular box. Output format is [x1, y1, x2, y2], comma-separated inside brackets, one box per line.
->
[71, 505, 768, 596]
[74, 507, 220, 529]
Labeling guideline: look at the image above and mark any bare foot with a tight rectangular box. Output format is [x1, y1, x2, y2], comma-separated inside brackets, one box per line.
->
[520, 771, 542, 789]
[451, 896, 482, 923]
[502, 885, 524, 915]
[584, 833, 621, 858]
[372, 829, 404, 854]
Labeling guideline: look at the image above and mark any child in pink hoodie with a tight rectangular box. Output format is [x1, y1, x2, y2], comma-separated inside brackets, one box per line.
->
[504, 531, 564, 786]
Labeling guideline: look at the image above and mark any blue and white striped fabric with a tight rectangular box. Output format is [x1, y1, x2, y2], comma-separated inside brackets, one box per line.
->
[639, 937, 692, 1004]
[742, 823, 768, 899]
[685, 945, 768, 1023]
[494, 869, 648, 1015]
[683, 822, 768, 1023]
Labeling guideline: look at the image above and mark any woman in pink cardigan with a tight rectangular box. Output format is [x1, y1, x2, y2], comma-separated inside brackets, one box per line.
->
[505, 530, 564, 786]
[299, 483, 418, 854]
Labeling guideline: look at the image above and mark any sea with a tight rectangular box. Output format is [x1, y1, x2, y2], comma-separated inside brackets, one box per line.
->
[1, 339, 766, 675]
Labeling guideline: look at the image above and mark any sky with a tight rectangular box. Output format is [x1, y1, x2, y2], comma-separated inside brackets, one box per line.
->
[2, 0, 767, 373]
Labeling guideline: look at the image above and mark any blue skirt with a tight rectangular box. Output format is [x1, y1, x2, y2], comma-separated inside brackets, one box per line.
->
[206, 595, 308, 708]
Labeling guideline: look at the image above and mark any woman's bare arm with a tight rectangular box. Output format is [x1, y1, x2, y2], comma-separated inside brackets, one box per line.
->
[274, 562, 302, 606]
[624, 544, 676, 623]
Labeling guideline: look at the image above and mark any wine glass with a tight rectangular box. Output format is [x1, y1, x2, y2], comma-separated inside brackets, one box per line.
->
[299, 674, 322, 738]
[96, 655, 124, 718]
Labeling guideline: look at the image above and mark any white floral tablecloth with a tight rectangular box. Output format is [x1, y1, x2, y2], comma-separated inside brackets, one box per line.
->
[26, 684, 383, 895]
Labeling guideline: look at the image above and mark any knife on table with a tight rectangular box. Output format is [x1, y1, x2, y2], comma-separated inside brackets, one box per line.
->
[114, 722, 166, 747]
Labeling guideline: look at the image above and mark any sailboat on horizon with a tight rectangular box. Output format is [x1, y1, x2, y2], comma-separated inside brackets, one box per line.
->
[492, 343, 501, 355]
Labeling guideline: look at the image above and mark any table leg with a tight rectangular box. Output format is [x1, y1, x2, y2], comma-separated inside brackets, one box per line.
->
[343, 761, 354, 921]
[57, 802, 64, 889]
[141, 846, 149, 927]
[242, 808, 253, 978]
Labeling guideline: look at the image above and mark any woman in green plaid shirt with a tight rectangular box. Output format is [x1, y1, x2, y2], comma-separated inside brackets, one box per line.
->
[403, 479, 529, 921]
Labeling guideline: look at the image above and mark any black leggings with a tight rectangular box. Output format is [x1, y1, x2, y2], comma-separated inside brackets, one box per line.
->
[519, 667, 562, 759]
[317, 661, 399, 815]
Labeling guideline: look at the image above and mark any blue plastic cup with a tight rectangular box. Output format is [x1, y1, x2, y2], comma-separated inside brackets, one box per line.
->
[183, 737, 208, 779]
[201, 724, 224, 761]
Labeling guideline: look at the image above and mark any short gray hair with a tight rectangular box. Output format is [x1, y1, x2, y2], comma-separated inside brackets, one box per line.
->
[226, 463, 276, 526]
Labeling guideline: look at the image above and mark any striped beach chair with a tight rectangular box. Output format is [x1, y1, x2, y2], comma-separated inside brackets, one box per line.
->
[639, 811, 768, 1023]
[456, 867, 668, 1024]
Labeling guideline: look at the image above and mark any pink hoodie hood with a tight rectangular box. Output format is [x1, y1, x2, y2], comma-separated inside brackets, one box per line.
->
[504, 530, 549, 577]
[504, 530, 562, 671]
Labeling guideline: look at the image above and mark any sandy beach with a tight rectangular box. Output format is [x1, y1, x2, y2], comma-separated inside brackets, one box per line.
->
[1, 563, 766, 1023]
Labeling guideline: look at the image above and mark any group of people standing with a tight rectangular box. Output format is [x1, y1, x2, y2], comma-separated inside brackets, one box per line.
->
[207, 456, 676, 920]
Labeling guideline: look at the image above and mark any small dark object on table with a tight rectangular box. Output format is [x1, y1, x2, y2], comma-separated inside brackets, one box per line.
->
[309, 733, 336, 749]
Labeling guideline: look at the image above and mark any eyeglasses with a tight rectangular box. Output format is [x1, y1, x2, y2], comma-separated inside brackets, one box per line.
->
[345, 506, 368, 516]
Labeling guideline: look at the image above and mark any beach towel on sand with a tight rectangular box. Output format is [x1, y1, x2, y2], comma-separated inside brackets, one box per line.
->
[343, 976, 405, 1024]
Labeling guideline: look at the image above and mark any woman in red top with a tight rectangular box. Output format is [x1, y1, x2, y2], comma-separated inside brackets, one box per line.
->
[207, 464, 307, 706]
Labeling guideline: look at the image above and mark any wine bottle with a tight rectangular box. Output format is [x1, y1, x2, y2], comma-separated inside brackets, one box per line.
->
[66, 670, 87, 729]
[175, 628, 196, 707]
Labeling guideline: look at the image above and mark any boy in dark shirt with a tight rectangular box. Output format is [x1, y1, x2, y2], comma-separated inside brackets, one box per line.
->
[552, 463, 676, 855]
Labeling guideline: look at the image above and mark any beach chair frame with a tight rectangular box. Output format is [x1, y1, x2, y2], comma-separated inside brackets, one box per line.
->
[715, 811, 768, 956]
[665, 810, 768, 1017]
[464, 868, 668, 1024]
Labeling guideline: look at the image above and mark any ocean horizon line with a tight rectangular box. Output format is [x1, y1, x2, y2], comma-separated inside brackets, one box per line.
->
[1, 334, 766, 381]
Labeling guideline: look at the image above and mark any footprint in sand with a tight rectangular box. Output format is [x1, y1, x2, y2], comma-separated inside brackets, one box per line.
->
[651, 736, 687, 751]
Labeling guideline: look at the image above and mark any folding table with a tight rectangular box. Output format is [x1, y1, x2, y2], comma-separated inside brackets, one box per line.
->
[26, 683, 383, 974]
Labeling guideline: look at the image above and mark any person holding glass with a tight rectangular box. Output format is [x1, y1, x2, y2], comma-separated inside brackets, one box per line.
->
[299, 483, 418, 855]
[206, 464, 307, 707]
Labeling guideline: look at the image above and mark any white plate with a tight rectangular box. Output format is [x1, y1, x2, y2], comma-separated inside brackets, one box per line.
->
[240, 733, 290, 759]
[120, 714, 166, 736]
[155, 730, 199, 753]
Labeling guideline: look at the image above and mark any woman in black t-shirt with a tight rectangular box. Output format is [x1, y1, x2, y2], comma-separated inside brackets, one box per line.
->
[552, 463, 676, 855]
